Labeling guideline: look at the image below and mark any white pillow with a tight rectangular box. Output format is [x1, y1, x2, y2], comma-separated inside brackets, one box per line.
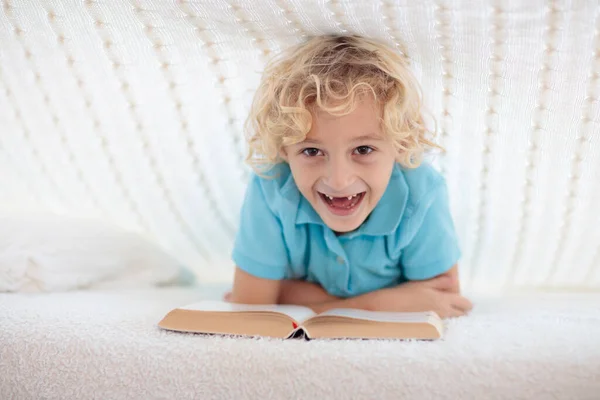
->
[0, 214, 194, 292]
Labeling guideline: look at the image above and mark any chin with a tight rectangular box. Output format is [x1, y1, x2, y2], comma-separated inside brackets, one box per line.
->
[325, 218, 366, 233]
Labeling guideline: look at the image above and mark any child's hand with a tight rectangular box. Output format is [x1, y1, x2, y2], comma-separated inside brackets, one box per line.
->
[278, 279, 339, 306]
[371, 275, 473, 318]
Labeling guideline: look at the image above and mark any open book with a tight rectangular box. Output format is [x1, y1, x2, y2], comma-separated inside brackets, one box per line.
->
[158, 301, 444, 340]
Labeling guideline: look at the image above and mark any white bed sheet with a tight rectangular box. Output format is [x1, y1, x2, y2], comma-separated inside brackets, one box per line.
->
[1, 286, 599, 400]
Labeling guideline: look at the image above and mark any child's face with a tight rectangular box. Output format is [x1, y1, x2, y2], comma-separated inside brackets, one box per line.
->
[282, 96, 397, 233]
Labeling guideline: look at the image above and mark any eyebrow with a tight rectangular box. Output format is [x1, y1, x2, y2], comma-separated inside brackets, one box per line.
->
[351, 134, 384, 142]
[301, 133, 383, 145]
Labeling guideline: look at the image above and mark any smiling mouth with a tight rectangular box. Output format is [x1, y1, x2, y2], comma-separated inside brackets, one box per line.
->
[318, 191, 365, 215]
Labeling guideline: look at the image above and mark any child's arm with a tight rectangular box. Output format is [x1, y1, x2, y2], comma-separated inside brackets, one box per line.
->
[305, 265, 472, 318]
[278, 280, 339, 306]
[229, 173, 290, 305]
[437, 264, 460, 293]
[230, 267, 282, 304]
[276, 265, 464, 315]
[226, 271, 338, 305]
[228, 266, 459, 307]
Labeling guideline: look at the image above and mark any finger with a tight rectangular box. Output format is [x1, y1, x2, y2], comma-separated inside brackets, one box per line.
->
[443, 306, 464, 318]
[223, 291, 232, 302]
[451, 295, 473, 313]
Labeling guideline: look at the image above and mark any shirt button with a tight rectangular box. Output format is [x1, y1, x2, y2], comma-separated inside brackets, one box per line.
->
[336, 256, 345, 264]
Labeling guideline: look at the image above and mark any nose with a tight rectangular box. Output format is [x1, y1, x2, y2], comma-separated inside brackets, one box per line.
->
[324, 156, 355, 192]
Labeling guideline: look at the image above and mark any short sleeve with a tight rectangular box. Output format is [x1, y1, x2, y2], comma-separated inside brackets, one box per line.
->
[400, 182, 461, 280]
[231, 174, 289, 280]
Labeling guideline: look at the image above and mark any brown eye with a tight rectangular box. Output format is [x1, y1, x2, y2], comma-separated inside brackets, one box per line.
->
[354, 146, 373, 155]
[301, 148, 322, 157]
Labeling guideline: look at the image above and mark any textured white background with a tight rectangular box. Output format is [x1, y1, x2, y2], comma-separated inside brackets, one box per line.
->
[0, 0, 599, 292]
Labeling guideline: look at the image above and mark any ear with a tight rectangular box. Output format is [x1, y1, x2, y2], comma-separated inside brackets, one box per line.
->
[278, 146, 289, 162]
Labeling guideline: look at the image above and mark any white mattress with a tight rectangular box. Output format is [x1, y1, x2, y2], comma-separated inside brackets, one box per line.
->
[1, 286, 599, 400]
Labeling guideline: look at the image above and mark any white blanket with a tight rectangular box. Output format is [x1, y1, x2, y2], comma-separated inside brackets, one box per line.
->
[1, 287, 599, 399]
[1, 0, 599, 291]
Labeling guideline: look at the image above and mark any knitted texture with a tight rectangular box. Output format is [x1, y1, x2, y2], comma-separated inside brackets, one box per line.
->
[0, 0, 599, 291]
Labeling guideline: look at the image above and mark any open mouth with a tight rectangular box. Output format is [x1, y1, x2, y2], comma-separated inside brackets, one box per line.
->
[318, 191, 366, 216]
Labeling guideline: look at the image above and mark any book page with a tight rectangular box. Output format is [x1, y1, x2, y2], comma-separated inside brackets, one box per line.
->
[316, 308, 439, 322]
[179, 300, 316, 323]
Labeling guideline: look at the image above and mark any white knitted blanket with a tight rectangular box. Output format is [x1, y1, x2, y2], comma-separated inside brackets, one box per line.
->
[1, 287, 599, 400]
[1, 0, 599, 291]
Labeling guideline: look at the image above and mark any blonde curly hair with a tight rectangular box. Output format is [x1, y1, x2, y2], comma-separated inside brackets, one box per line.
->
[244, 34, 440, 173]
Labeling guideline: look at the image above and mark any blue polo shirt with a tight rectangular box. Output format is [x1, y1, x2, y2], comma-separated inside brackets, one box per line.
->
[231, 162, 461, 298]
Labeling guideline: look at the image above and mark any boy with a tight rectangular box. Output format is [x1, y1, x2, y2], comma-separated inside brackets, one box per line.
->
[227, 35, 472, 318]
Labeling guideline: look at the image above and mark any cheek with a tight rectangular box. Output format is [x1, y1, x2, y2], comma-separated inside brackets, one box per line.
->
[362, 160, 395, 196]
[366, 176, 387, 194]
[288, 158, 319, 188]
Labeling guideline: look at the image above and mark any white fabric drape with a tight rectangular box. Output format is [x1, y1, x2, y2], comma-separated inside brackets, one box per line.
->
[1, 0, 599, 291]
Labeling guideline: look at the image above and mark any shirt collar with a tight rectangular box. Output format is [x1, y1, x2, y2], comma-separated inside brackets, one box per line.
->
[288, 163, 409, 237]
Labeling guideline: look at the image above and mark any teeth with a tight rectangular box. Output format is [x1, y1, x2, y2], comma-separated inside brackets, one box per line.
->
[322, 193, 360, 200]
